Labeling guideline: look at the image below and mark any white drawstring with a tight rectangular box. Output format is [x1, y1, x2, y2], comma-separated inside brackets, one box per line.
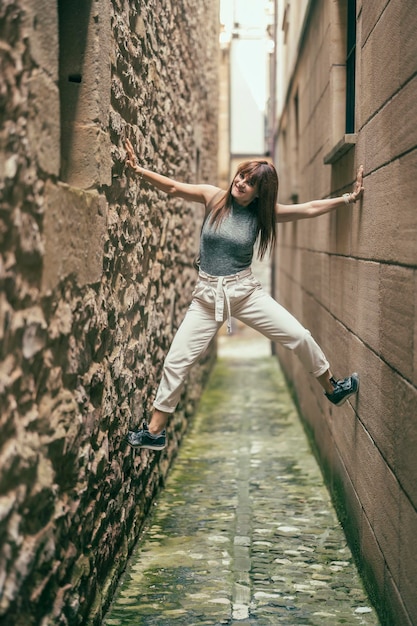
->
[215, 277, 233, 334]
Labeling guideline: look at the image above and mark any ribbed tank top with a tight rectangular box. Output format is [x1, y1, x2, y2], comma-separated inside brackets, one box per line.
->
[199, 202, 258, 276]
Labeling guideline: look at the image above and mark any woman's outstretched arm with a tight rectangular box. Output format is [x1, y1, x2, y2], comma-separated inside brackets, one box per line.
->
[276, 165, 364, 222]
[125, 139, 220, 205]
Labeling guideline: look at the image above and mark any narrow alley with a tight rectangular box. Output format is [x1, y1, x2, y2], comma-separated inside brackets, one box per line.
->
[1, 2, 416, 624]
[104, 327, 379, 626]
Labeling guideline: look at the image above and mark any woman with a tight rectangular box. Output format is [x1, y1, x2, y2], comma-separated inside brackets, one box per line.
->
[125, 138, 364, 450]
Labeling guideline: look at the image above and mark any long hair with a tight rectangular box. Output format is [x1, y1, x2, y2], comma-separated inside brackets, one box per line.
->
[209, 160, 279, 260]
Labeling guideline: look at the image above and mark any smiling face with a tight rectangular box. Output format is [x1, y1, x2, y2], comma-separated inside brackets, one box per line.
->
[231, 171, 259, 207]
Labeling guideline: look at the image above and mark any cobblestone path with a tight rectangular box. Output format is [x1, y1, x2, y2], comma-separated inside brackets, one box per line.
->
[105, 331, 379, 626]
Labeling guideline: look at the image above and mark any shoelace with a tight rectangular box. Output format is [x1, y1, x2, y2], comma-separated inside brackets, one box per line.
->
[331, 377, 351, 392]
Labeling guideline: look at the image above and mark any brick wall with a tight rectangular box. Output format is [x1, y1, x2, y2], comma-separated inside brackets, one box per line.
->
[0, 0, 219, 624]
[274, 1, 417, 624]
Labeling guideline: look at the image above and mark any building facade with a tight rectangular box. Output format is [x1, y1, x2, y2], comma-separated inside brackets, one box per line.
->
[0, 0, 219, 623]
[273, 1, 417, 624]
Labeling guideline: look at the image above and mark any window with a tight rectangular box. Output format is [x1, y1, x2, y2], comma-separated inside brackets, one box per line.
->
[323, 0, 357, 164]
[345, 0, 356, 133]
[58, 0, 111, 188]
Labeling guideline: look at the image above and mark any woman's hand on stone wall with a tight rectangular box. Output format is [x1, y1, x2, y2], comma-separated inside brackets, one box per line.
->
[125, 139, 140, 173]
[350, 165, 364, 203]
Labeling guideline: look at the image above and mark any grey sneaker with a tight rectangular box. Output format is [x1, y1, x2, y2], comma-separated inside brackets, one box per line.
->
[126, 421, 166, 450]
[325, 373, 359, 406]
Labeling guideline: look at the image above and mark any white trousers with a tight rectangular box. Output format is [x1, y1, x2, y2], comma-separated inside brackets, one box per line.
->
[153, 268, 330, 413]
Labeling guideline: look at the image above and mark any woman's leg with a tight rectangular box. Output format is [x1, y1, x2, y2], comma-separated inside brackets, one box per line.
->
[148, 297, 221, 433]
[232, 285, 333, 389]
[232, 284, 358, 403]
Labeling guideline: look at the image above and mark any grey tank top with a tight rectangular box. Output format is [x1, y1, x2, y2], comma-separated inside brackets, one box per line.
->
[199, 202, 258, 276]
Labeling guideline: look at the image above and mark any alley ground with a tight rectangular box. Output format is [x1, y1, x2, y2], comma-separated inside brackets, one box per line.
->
[104, 322, 380, 626]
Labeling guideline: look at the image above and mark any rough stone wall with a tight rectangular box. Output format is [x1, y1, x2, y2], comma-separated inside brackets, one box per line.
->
[0, 0, 219, 624]
[274, 1, 417, 625]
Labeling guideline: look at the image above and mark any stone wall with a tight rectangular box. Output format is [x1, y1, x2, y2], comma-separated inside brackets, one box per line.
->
[0, 0, 219, 624]
[274, 1, 417, 625]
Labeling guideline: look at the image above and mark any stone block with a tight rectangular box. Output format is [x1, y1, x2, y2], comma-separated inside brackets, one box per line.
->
[354, 422, 400, 582]
[317, 311, 354, 376]
[331, 404, 357, 482]
[355, 157, 417, 266]
[351, 343, 396, 467]
[299, 249, 330, 314]
[329, 255, 358, 330]
[361, 0, 402, 123]
[384, 570, 414, 626]
[364, 77, 417, 175]
[356, 260, 380, 354]
[415, 272, 417, 387]
[60, 124, 112, 188]
[42, 182, 107, 292]
[398, 0, 417, 85]
[361, 1, 386, 44]
[398, 490, 417, 623]
[26, 70, 60, 176]
[360, 511, 385, 606]
[379, 265, 414, 381]
[396, 150, 417, 267]
[22, 0, 59, 79]
[394, 378, 417, 509]
[392, 78, 417, 160]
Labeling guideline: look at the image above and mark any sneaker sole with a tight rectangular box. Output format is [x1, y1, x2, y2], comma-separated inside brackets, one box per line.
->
[127, 440, 166, 450]
[334, 373, 360, 406]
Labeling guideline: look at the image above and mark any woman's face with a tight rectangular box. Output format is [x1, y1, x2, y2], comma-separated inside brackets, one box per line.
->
[231, 172, 259, 207]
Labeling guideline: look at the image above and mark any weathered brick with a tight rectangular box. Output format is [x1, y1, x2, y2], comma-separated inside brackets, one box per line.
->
[42, 182, 107, 292]
[26, 70, 60, 176]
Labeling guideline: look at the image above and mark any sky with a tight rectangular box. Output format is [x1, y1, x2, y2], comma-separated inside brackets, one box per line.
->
[220, 0, 274, 154]
[220, 0, 271, 33]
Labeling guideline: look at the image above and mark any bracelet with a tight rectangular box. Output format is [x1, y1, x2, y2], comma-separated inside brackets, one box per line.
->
[342, 193, 351, 205]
